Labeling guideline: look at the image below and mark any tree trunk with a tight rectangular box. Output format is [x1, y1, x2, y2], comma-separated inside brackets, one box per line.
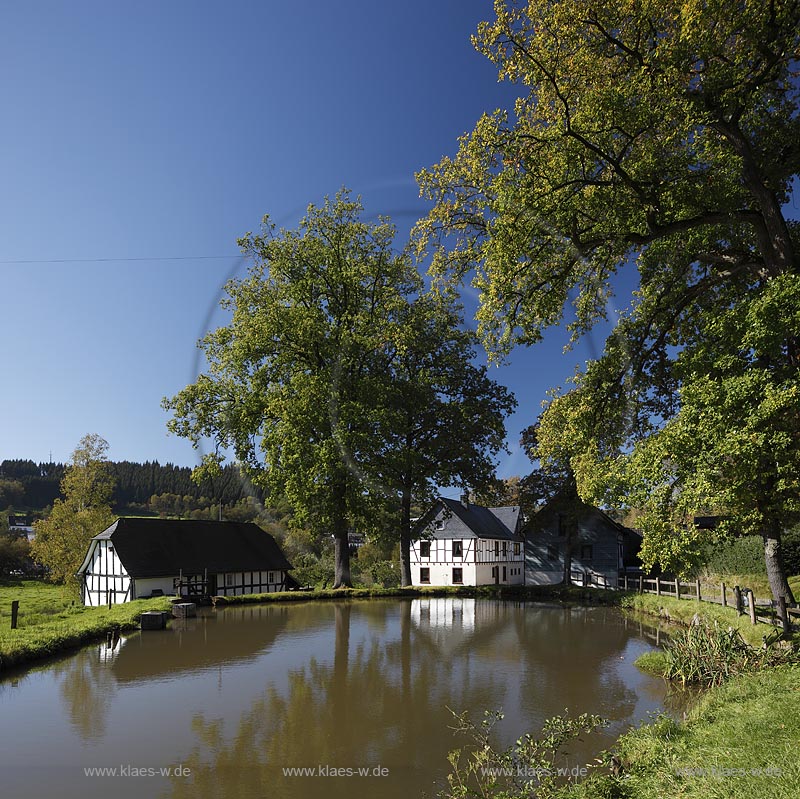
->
[331, 474, 352, 588]
[399, 487, 413, 587]
[764, 525, 796, 605]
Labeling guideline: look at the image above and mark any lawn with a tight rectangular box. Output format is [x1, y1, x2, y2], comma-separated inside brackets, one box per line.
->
[0, 578, 171, 672]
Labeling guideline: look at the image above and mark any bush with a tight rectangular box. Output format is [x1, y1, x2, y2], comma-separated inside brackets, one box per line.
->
[703, 535, 766, 576]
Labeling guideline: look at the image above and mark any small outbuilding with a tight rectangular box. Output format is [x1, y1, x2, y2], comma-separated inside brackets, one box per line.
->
[77, 518, 293, 606]
[410, 496, 525, 587]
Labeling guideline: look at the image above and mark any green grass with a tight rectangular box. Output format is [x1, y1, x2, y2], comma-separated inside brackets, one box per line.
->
[698, 573, 800, 602]
[621, 591, 789, 648]
[562, 664, 800, 799]
[0, 579, 171, 672]
[211, 582, 625, 606]
[0, 579, 83, 627]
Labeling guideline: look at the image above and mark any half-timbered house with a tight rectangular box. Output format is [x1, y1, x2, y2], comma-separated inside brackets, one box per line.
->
[410, 496, 525, 587]
[77, 518, 293, 606]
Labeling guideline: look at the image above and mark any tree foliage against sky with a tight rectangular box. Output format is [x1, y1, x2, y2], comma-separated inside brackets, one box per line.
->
[165, 191, 514, 587]
[31, 434, 115, 585]
[416, 0, 800, 600]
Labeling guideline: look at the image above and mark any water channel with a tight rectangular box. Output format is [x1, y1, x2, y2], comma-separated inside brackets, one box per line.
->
[0, 598, 678, 799]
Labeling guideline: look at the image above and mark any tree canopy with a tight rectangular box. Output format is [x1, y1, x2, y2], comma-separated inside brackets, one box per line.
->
[32, 434, 116, 585]
[165, 191, 514, 588]
[415, 0, 800, 601]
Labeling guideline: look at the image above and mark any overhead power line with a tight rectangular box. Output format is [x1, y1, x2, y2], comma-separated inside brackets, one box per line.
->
[0, 254, 242, 265]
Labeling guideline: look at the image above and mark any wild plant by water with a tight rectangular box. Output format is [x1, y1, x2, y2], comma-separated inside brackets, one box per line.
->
[440, 708, 607, 799]
[663, 622, 797, 687]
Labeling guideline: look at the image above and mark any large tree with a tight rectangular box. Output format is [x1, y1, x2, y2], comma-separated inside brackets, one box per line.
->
[165, 193, 515, 588]
[165, 192, 424, 588]
[32, 434, 115, 586]
[415, 1, 800, 602]
[368, 290, 516, 586]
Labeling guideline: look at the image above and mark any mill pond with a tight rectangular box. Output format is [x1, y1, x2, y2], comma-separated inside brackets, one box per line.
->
[1, 598, 679, 799]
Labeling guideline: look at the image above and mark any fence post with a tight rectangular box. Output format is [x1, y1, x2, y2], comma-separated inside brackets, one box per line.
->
[778, 596, 791, 635]
[655, 577, 661, 596]
[676, 578, 681, 599]
[721, 582, 727, 607]
[734, 585, 743, 615]
[638, 575, 643, 594]
[11, 600, 19, 630]
[696, 579, 702, 602]
[747, 589, 757, 625]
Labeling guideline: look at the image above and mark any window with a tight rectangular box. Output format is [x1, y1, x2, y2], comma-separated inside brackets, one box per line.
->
[435, 518, 445, 530]
[268, 572, 275, 583]
[452, 541, 463, 558]
[452, 568, 463, 584]
[514, 542, 520, 556]
[502, 541, 507, 557]
[547, 545, 559, 561]
[420, 567, 430, 584]
[580, 544, 594, 561]
[494, 541, 499, 556]
[225, 573, 233, 587]
[420, 541, 431, 558]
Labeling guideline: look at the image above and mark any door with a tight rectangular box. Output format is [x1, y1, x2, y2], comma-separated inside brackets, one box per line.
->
[503, 565, 507, 583]
[493, 566, 499, 585]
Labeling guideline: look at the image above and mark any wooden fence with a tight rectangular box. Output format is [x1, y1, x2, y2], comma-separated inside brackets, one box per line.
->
[566, 569, 797, 632]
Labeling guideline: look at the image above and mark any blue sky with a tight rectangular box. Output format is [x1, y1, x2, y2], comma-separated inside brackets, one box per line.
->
[1, 1, 613, 486]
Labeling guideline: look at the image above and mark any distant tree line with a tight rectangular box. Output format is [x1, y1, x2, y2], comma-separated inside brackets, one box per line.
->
[0, 458, 263, 513]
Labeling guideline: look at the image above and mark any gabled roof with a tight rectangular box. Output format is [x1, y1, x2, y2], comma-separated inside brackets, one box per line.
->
[77, 518, 292, 578]
[413, 497, 521, 541]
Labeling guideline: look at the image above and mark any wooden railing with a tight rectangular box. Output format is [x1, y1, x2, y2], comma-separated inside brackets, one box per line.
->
[618, 572, 799, 632]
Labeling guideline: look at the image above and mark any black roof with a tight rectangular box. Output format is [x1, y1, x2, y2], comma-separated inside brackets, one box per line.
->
[413, 497, 521, 541]
[77, 518, 292, 578]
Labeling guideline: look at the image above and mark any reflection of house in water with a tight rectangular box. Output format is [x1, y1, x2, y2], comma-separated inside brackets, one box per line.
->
[409, 597, 521, 660]
[411, 596, 476, 632]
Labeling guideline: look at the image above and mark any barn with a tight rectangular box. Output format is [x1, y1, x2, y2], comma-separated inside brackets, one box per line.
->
[76, 518, 293, 606]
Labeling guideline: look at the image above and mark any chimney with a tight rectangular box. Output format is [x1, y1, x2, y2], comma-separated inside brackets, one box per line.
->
[460, 492, 470, 508]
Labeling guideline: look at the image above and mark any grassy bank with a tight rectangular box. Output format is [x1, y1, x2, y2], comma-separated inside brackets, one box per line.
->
[211, 582, 624, 606]
[620, 591, 783, 647]
[0, 580, 172, 673]
[563, 664, 800, 799]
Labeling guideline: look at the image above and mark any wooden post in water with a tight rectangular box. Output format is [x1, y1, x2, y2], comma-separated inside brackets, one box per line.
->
[696, 579, 702, 601]
[721, 582, 727, 607]
[778, 596, 791, 635]
[10, 600, 19, 630]
[747, 590, 757, 625]
[734, 585, 743, 615]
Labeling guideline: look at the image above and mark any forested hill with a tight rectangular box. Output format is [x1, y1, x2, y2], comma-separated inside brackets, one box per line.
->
[0, 459, 262, 512]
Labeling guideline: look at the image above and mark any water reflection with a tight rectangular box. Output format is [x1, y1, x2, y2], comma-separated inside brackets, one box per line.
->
[164, 600, 672, 799]
[0, 599, 678, 799]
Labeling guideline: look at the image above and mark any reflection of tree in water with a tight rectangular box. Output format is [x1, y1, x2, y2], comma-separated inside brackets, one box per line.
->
[167, 600, 672, 799]
[168, 602, 505, 799]
[54, 644, 117, 741]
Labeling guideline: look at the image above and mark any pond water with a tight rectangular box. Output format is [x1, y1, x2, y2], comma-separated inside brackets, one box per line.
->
[0, 599, 677, 799]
